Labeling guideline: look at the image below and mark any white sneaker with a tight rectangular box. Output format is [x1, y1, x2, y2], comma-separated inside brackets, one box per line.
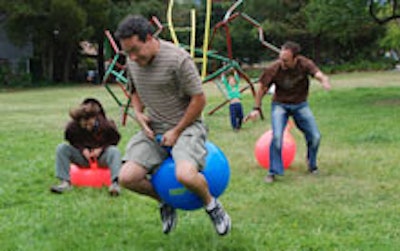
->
[206, 199, 231, 236]
[159, 203, 177, 234]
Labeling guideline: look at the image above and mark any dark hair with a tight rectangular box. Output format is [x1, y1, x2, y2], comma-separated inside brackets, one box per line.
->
[69, 103, 101, 122]
[282, 41, 301, 57]
[115, 15, 153, 42]
[81, 98, 106, 117]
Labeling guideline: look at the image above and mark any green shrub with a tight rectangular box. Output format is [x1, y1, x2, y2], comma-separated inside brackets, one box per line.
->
[321, 58, 397, 74]
[0, 61, 32, 87]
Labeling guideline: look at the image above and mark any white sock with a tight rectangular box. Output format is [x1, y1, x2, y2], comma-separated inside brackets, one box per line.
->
[205, 197, 217, 211]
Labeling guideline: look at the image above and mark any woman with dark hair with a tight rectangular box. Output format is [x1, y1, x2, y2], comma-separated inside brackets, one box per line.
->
[50, 99, 121, 196]
[81, 97, 106, 117]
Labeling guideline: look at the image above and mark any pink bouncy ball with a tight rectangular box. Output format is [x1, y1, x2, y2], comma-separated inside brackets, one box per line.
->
[254, 129, 296, 169]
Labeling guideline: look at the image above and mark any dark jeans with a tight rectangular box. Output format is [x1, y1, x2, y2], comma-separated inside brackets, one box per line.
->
[229, 102, 244, 130]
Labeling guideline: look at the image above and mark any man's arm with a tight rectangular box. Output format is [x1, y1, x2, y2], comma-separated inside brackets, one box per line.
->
[254, 82, 266, 108]
[177, 93, 205, 132]
[130, 91, 154, 138]
[130, 91, 144, 113]
[314, 71, 331, 91]
[243, 83, 267, 122]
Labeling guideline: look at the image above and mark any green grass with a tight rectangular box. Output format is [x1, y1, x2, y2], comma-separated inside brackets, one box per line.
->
[1, 71, 400, 250]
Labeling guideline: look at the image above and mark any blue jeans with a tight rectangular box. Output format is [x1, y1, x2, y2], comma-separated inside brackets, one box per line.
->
[229, 102, 243, 130]
[269, 101, 321, 176]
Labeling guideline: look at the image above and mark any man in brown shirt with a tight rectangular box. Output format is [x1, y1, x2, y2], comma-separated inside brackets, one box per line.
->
[245, 41, 331, 183]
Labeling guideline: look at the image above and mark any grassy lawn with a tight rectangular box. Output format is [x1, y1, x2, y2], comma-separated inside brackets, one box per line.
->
[1, 71, 399, 250]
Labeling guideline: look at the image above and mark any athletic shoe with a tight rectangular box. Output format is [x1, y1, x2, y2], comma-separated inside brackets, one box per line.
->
[50, 180, 72, 194]
[108, 181, 120, 196]
[206, 199, 231, 236]
[264, 174, 275, 183]
[308, 167, 319, 175]
[159, 202, 177, 234]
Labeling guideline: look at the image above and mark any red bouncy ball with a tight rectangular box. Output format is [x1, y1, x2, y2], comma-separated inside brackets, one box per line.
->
[254, 129, 296, 169]
[70, 159, 111, 188]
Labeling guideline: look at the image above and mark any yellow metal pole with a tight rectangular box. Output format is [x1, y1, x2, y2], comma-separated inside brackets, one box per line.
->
[201, 0, 212, 80]
[190, 9, 196, 58]
[167, 0, 179, 45]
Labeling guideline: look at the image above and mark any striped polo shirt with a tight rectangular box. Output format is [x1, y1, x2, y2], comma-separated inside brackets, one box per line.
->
[126, 39, 203, 132]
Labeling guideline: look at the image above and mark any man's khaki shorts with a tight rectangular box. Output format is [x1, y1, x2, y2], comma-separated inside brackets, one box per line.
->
[123, 121, 207, 172]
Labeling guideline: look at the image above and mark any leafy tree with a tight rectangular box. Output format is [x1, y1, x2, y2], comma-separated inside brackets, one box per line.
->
[368, 0, 400, 24]
[0, 0, 395, 83]
[369, 0, 400, 60]
[50, 0, 87, 82]
[245, 0, 308, 41]
[79, 0, 112, 83]
[379, 21, 400, 57]
[303, 0, 385, 63]
[2, 0, 88, 82]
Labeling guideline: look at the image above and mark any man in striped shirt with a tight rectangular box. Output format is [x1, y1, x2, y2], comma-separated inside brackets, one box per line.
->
[115, 15, 231, 236]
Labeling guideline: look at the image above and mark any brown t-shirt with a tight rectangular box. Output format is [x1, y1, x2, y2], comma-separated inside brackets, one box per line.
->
[65, 116, 120, 152]
[259, 55, 319, 104]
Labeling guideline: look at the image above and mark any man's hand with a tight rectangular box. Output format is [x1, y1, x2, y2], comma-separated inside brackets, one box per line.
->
[322, 81, 331, 91]
[161, 129, 180, 147]
[315, 71, 331, 91]
[243, 109, 261, 123]
[135, 111, 154, 139]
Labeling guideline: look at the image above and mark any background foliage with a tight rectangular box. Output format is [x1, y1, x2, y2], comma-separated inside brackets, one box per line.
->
[0, 0, 399, 84]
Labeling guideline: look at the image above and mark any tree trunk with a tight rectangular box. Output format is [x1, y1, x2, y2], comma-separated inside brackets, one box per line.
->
[313, 35, 321, 64]
[48, 43, 54, 82]
[62, 44, 73, 82]
[41, 50, 48, 81]
[97, 35, 105, 84]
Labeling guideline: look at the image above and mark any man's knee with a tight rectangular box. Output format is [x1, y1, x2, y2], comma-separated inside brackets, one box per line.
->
[309, 132, 321, 148]
[175, 161, 199, 185]
[118, 161, 146, 187]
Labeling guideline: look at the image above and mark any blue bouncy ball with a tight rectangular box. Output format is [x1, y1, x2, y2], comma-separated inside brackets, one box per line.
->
[151, 141, 230, 211]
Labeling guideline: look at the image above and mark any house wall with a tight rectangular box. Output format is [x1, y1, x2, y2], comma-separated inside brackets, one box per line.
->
[0, 18, 33, 73]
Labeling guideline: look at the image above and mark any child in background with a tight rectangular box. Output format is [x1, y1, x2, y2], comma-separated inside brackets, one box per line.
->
[221, 69, 243, 131]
